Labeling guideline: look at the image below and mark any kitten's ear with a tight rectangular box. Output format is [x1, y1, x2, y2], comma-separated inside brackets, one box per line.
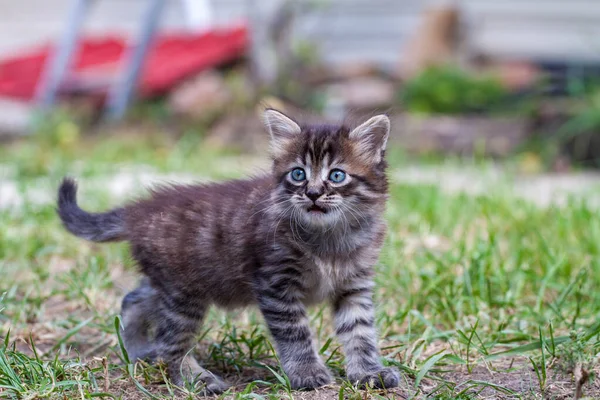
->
[349, 115, 390, 164]
[263, 109, 301, 157]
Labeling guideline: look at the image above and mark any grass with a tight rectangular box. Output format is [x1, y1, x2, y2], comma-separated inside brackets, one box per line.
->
[1, 125, 600, 399]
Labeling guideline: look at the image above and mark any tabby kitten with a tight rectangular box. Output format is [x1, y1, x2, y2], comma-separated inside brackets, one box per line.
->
[57, 109, 399, 393]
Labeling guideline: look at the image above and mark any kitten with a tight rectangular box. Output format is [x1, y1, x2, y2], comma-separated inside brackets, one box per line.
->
[57, 109, 400, 393]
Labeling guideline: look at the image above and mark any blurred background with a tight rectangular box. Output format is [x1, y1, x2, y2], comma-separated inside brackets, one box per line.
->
[2, 0, 600, 184]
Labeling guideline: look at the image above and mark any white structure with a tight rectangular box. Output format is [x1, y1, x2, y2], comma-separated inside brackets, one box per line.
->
[0, 0, 599, 69]
[462, 0, 600, 64]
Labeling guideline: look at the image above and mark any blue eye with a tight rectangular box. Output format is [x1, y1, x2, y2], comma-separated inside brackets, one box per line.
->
[329, 169, 346, 183]
[290, 168, 306, 182]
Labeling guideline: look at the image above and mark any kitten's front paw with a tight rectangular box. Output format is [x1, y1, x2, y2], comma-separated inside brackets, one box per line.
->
[169, 359, 230, 395]
[351, 367, 400, 389]
[198, 375, 231, 395]
[173, 372, 231, 395]
[288, 363, 333, 390]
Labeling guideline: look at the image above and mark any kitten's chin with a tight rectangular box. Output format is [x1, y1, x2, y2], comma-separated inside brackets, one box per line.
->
[300, 207, 339, 227]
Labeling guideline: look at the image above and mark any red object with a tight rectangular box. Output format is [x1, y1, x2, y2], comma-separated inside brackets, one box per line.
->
[0, 25, 247, 102]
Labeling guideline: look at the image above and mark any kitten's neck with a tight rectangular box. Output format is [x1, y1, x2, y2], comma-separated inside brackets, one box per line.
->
[289, 213, 382, 256]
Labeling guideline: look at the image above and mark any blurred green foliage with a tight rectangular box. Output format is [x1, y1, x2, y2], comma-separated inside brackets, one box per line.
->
[553, 85, 600, 167]
[559, 88, 600, 139]
[398, 66, 516, 115]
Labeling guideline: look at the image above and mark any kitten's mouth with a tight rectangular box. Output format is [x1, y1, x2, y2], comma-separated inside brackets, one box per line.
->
[307, 204, 327, 214]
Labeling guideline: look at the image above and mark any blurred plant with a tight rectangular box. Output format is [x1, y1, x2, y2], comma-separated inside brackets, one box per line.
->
[7, 108, 86, 177]
[561, 91, 600, 135]
[554, 86, 600, 167]
[260, 0, 328, 112]
[31, 108, 82, 149]
[398, 66, 525, 116]
[275, 38, 327, 112]
[224, 69, 256, 111]
[128, 97, 171, 123]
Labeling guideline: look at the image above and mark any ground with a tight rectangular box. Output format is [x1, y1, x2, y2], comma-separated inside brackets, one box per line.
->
[1, 126, 600, 399]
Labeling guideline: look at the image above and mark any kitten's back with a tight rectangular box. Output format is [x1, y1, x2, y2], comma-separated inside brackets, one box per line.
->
[123, 175, 275, 306]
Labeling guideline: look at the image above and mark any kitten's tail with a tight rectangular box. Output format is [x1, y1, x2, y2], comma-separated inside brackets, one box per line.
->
[57, 178, 127, 242]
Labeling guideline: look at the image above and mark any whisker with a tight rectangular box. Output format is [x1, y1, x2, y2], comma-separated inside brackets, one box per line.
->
[339, 203, 365, 231]
[268, 203, 295, 245]
[248, 197, 291, 220]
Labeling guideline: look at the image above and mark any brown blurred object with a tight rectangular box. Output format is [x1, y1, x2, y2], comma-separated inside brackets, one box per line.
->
[398, 5, 459, 79]
[495, 61, 540, 90]
[205, 112, 267, 153]
[324, 77, 396, 112]
[552, 155, 572, 173]
[305, 63, 379, 86]
[389, 114, 529, 157]
[477, 60, 541, 91]
[168, 70, 231, 120]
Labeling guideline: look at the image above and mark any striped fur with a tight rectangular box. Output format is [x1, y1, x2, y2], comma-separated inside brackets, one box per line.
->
[57, 110, 399, 392]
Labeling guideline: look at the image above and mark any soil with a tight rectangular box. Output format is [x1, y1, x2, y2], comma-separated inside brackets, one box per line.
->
[91, 358, 600, 399]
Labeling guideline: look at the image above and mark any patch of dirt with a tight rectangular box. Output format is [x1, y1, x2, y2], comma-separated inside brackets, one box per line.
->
[109, 378, 413, 400]
[434, 360, 600, 400]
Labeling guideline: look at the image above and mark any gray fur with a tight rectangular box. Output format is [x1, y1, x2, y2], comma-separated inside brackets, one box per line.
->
[57, 178, 125, 242]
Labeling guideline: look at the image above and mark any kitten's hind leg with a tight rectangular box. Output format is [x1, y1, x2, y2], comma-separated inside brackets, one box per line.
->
[120, 278, 157, 362]
[153, 299, 229, 394]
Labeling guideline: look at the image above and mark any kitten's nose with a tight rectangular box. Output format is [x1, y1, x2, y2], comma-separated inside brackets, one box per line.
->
[306, 188, 323, 202]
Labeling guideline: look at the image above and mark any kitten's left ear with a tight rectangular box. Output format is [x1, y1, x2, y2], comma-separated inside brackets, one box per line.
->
[349, 114, 390, 164]
[263, 109, 301, 158]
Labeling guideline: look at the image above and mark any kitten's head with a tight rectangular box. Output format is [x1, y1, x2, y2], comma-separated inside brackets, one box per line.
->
[264, 109, 389, 228]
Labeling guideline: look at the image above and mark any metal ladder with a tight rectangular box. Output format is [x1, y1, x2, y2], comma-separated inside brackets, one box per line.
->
[35, 0, 212, 121]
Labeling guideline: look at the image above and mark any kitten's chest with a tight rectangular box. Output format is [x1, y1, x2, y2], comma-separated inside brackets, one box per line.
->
[303, 256, 352, 304]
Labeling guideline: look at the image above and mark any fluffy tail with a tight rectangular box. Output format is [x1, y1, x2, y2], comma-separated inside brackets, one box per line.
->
[57, 178, 126, 242]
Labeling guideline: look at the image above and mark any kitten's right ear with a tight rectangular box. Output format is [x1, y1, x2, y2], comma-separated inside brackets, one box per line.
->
[264, 109, 301, 158]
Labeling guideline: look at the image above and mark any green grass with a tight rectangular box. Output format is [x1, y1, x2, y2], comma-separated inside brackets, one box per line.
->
[1, 128, 600, 399]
